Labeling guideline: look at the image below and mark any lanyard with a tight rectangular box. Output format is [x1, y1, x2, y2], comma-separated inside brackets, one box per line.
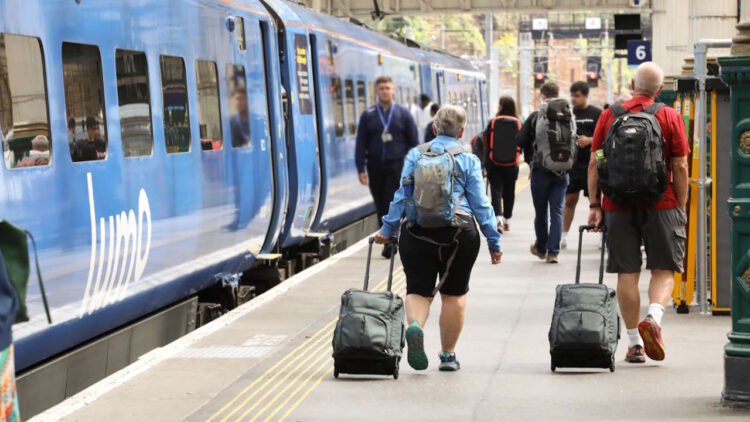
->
[376, 104, 395, 133]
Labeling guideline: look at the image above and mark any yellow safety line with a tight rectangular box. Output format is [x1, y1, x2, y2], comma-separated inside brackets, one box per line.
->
[209, 268, 404, 421]
[265, 357, 333, 421]
[278, 359, 336, 421]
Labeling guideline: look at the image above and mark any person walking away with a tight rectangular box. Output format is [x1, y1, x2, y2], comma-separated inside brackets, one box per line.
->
[483, 96, 522, 232]
[374, 104, 502, 371]
[517, 82, 576, 263]
[424, 103, 440, 143]
[561, 82, 602, 248]
[412, 94, 434, 142]
[588, 62, 689, 364]
[356, 76, 419, 258]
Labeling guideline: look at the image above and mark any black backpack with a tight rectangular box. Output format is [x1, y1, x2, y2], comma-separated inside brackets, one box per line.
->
[598, 103, 668, 207]
[487, 116, 521, 166]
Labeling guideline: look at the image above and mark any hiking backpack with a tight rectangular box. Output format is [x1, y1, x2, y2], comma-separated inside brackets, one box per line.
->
[598, 103, 668, 207]
[406, 142, 467, 229]
[488, 116, 521, 166]
[534, 98, 576, 173]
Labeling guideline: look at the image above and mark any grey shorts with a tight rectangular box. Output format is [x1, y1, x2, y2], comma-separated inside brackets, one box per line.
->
[604, 207, 687, 274]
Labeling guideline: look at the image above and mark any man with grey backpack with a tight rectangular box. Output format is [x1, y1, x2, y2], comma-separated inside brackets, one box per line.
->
[517, 82, 577, 263]
[374, 105, 502, 372]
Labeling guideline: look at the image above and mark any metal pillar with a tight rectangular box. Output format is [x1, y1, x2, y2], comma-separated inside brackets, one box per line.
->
[719, 21, 750, 407]
[519, 32, 533, 118]
[694, 39, 733, 315]
[604, 18, 614, 105]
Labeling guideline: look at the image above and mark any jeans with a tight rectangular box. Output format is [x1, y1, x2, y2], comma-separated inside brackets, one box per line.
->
[530, 168, 569, 256]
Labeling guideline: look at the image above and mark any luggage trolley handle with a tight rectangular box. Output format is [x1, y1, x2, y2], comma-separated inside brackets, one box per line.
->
[576, 225, 607, 285]
[364, 237, 399, 292]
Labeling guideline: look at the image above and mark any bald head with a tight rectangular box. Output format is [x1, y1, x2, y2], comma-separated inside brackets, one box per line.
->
[632, 62, 664, 98]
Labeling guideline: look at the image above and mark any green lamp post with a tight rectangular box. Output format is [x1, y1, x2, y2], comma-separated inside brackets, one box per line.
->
[719, 21, 750, 406]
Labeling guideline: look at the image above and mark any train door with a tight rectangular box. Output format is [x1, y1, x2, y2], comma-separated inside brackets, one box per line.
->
[308, 33, 328, 228]
[435, 71, 446, 104]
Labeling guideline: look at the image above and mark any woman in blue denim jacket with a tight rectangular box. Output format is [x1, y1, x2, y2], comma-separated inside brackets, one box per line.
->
[374, 104, 503, 372]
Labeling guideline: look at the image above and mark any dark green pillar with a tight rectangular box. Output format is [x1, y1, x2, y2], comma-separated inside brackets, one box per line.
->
[658, 75, 678, 105]
[719, 21, 750, 407]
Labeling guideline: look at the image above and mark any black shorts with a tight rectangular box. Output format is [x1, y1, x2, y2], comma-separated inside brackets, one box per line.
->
[566, 168, 589, 196]
[399, 221, 480, 297]
[604, 207, 687, 274]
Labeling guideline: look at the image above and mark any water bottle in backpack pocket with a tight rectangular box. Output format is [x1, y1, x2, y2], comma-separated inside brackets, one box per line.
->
[534, 98, 576, 173]
[598, 103, 668, 207]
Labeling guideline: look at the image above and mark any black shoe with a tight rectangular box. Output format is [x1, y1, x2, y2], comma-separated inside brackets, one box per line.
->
[381, 244, 394, 259]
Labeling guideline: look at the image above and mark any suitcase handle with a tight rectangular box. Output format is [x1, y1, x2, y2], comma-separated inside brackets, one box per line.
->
[576, 225, 606, 285]
[363, 236, 398, 292]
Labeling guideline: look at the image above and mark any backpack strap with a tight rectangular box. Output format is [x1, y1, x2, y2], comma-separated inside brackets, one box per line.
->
[447, 145, 469, 156]
[417, 143, 431, 154]
[643, 102, 666, 115]
[610, 103, 628, 118]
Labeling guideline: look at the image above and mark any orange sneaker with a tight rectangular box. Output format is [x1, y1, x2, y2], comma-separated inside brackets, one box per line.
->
[624, 345, 646, 363]
[638, 316, 665, 361]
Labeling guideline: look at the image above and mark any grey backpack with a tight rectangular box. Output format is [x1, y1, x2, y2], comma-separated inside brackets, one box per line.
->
[534, 98, 577, 173]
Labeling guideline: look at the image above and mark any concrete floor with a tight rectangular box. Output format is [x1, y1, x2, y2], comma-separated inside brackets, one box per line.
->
[36, 184, 747, 422]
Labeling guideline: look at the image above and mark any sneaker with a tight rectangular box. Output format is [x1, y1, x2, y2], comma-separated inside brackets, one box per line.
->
[546, 255, 559, 264]
[560, 237, 567, 250]
[530, 244, 546, 260]
[638, 315, 666, 361]
[503, 223, 510, 232]
[405, 321, 429, 370]
[438, 352, 461, 371]
[624, 345, 646, 363]
[497, 223, 505, 234]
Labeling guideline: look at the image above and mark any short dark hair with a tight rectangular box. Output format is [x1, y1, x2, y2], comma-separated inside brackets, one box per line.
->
[430, 103, 440, 114]
[570, 81, 590, 96]
[420, 94, 431, 103]
[375, 75, 393, 86]
[68, 118, 76, 130]
[540, 82, 559, 99]
[86, 116, 98, 129]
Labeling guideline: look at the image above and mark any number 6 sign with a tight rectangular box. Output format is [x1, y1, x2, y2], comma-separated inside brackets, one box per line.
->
[627, 40, 652, 65]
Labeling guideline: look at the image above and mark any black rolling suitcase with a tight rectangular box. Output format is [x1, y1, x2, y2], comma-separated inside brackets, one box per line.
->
[332, 237, 405, 379]
[549, 225, 620, 372]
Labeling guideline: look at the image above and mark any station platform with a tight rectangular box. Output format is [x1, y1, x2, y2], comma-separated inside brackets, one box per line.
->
[33, 181, 745, 421]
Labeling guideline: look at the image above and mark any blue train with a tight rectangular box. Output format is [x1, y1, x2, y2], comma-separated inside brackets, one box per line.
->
[0, 0, 489, 411]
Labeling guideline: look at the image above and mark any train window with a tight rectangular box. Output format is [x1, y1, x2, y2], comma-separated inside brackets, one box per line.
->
[236, 17, 246, 51]
[63, 42, 108, 162]
[344, 79, 356, 135]
[332, 77, 344, 137]
[226, 64, 250, 148]
[160, 56, 191, 154]
[0, 34, 51, 169]
[356, 81, 366, 118]
[116, 49, 153, 157]
[196, 60, 222, 150]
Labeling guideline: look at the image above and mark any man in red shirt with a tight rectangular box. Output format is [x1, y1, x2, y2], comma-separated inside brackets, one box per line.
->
[588, 62, 690, 364]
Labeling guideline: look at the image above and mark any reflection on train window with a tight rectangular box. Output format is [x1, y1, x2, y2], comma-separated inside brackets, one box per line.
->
[367, 81, 375, 106]
[227, 64, 250, 148]
[236, 17, 246, 51]
[160, 56, 191, 154]
[195, 60, 222, 151]
[332, 77, 344, 137]
[63, 42, 108, 162]
[116, 49, 153, 157]
[345, 79, 355, 135]
[0, 34, 51, 169]
[356, 81, 366, 118]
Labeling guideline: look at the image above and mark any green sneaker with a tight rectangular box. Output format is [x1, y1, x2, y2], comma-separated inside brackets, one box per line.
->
[405, 321, 428, 370]
[438, 352, 461, 371]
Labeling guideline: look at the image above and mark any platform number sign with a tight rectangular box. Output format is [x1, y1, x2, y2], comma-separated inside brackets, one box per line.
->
[627, 40, 652, 66]
[294, 34, 312, 115]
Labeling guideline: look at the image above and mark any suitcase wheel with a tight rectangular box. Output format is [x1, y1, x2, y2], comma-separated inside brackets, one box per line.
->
[550, 361, 556, 373]
[609, 356, 615, 373]
[334, 367, 340, 379]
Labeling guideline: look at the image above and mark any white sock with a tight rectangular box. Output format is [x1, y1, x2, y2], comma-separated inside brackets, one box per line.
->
[562, 231, 568, 239]
[504, 218, 510, 225]
[496, 216, 502, 224]
[627, 328, 643, 348]
[648, 303, 665, 326]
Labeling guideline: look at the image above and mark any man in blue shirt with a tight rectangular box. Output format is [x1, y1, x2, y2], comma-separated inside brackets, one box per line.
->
[356, 75, 418, 257]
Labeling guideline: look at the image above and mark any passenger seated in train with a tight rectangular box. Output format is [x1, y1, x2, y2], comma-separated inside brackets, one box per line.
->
[73, 116, 106, 162]
[16, 135, 50, 168]
[230, 88, 251, 148]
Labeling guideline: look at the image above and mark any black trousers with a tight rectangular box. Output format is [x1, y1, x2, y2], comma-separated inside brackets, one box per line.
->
[367, 159, 404, 223]
[486, 165, 519, 220]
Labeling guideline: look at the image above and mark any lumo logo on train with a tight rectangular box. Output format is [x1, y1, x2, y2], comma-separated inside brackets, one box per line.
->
[79, 172, 152, 317]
